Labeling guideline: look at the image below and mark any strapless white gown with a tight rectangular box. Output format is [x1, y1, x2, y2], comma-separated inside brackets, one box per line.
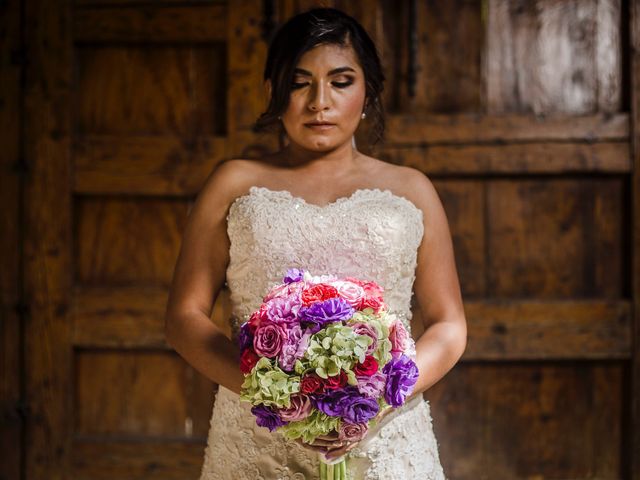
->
[199, 186, 446, 480]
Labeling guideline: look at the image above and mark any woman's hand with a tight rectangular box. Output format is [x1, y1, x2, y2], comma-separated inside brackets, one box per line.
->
[294, 405, 395, 461]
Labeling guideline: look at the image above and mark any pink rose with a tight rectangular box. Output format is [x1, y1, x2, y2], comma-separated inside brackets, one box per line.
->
[389, 319, 412, 354]
[350, 322, 378, 354]
[331, 280, 365, 309]
[263, 283, 292, 301]
[253, 321, 287, 358]
[338, 421, 368, 442]
[278, 394, 312, 422]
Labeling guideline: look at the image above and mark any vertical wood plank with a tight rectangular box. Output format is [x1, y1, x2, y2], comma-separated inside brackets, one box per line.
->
[630, 0, 640, 477]
[23, 0, 73, 478]
[1, 0, 24, 478]
[227, 0, 271, 157]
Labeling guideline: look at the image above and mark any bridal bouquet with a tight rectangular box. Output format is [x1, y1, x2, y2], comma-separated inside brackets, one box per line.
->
[237, 268, 419, 480]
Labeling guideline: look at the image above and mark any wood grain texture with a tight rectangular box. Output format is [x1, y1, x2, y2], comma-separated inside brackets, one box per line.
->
[427, 362, 623, 479]
[382, 141, 630, 174]
[74, 4, 227, 43]
[0, 0, 24, 477]
[76, 45, 227, 136]
[75, 350, 214, 437]
[71, 440, 205, 480]
[486, 178, 624, 298]
[74, 135, 228, 195]
[23, 0, 73, 477]
[74, 197, 188, 286]
[461, 299, 631, 360]
[486, 0, 621, 114]
[385, 112, 628, 144]
[630, 0, 640, 477]
[72, 285, 233, 348]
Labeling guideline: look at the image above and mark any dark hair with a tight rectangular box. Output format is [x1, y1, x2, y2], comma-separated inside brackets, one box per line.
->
[254, 8, 385, 145]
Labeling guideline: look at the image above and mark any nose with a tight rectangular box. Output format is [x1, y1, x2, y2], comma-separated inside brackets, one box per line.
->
[308, 82, 330, 111]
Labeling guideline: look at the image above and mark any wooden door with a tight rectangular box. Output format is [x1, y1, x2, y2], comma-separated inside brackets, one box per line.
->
[17, 1, 267, 478]
[5, 0, 638, 479]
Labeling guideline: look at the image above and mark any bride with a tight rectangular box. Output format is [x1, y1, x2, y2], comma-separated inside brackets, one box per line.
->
[164, 7, 466, 479]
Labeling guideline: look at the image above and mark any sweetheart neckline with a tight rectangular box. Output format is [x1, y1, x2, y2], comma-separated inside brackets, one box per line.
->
[231, 185, 423, 215]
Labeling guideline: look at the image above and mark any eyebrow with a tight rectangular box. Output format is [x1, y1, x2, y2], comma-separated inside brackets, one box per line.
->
[293, 66, 357, 76]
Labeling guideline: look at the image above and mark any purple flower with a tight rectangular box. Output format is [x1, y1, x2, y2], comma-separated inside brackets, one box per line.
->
[251, 405, 288, 432]
[313, 388, 345, 417]
[342, 395, 379, 424]
[284, 268, 305, 284]
[266, 296, 301, 324]
[382, 354, 419, 407]
[314, 387, 379, 424]
[299, 297, 354, 333]
[238, 322, 254, 352]
[278, 325, 311, 371]
[356, 371, 387, 398]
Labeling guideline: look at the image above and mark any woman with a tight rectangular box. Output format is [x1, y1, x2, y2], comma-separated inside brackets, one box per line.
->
[165, 7, 466, 479]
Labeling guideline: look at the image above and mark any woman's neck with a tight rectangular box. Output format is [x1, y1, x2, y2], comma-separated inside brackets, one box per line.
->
[281, 139, 361, 175]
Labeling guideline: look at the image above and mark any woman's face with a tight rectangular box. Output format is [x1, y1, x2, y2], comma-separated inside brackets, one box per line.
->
[280, 43, 366, 152]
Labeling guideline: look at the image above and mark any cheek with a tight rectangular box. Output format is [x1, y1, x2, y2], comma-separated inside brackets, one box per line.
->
[341, 91, 366, 121]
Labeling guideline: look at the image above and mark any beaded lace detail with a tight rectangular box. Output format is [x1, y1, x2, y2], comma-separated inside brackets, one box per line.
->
[199, 186, 446, 480]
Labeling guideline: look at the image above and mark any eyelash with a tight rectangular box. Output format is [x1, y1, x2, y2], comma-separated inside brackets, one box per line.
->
[291, 80, 354, 90]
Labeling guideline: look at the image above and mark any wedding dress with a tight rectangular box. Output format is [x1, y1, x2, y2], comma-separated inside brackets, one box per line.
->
[199, 185, 446, 480]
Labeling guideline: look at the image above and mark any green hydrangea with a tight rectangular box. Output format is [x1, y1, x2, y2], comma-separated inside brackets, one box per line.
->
[305, 323, 372, 378]
[280, 410, 340, 443]
[239, 357, 300, 408]
[347, 311, 392, 366]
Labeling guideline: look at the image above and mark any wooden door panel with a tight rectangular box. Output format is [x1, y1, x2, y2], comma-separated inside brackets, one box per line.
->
[486, 178, 625, 298]
[75, 350, 213, 438]
[76, 45, 227, 136]
[430, 362, 624, 479]
[75, 198, 187, 285]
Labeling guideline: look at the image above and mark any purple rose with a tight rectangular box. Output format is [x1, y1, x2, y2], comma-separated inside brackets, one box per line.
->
[284, 268, 305, 284]
[251, 405, 288, 432]
[338, 421, 368, 442]
[314, 387, 379, 424]
[299, 297, 354, 333]
[253, 321, 287, 358]
[277, 394, 312, 422]
[382, 354, 419, 407]
[278, 325, 311, 371]
[356, 371, 387, 398]
[266, 296, 301, 324]
[350, 322, 378, 354]
[313, 388, 345, 417]
[341, 393, 380, 424]
[238, 322, 254, 352]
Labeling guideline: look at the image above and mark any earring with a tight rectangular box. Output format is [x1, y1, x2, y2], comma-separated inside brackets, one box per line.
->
[361, 112, 366, 119]
[277, 115, 282, 120]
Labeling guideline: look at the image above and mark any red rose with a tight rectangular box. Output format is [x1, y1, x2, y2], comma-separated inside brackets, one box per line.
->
[300, 373, 325, 394]
[323, 370, 348, 390]
[354, 356, 379, 376]
[239, 348, 260, 374]
[361, 295, 384, 312]
[301, 284, 339, 305]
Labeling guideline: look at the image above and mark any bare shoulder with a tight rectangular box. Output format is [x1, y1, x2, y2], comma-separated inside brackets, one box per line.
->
[197, 158, 271, 209]
[366, 158, 440, 211]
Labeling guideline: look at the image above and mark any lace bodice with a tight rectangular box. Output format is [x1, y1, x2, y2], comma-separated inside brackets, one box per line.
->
[225, 186, 424, 330]
[199, 186, 446, 480]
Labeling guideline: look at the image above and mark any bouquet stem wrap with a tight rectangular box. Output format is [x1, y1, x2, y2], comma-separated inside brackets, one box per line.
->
[319, 453, 347, 480]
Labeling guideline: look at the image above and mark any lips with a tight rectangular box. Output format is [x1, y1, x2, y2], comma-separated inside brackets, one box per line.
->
[304, 122, 336, 131]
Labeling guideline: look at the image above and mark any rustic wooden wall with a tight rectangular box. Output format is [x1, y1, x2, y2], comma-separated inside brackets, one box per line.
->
[1, 0, 636, 479]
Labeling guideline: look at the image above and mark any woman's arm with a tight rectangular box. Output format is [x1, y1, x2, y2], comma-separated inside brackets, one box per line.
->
[407, 171, 468, 396]
[164, 160, 251, 395]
